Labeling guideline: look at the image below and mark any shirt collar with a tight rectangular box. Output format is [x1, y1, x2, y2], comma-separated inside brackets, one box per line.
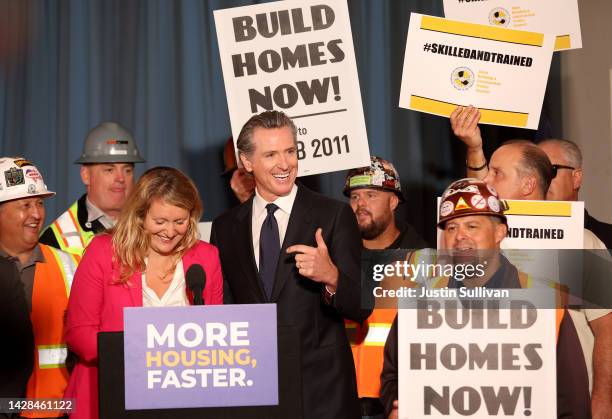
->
[0, 244, 45, 271]
[86, 196, 116, 229]
[253, 184, 298, 217]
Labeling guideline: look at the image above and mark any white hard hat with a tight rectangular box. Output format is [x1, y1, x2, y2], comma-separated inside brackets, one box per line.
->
[0, 157, 55, 203]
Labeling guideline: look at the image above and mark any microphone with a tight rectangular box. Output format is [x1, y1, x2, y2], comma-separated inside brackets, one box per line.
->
[185, 264, 206, 306]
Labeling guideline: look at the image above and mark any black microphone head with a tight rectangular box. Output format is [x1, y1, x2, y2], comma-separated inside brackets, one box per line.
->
[185, 263, 206, 295]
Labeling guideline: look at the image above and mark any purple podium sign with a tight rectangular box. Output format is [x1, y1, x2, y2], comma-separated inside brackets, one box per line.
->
[123, 304, 278, 410]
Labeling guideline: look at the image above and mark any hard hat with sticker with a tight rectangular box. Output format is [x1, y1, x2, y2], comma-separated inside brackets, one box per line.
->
[343, 156, 405, 202]
[438, 178, 506, 228]
[0, 157, 55, 203]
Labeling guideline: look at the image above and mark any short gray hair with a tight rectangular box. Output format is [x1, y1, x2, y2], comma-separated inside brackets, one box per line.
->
[539, 138, 582, 168]
[236, 111, 297, 157]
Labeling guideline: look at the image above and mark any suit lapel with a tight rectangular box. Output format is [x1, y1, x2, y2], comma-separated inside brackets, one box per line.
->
[234, 199, 267, 302]
[271, 185, 313, 302]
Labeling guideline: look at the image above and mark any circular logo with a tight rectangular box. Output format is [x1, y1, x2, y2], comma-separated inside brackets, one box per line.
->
[440, 200, 454, 217]
[489, 8, 510, 27]
[451, 67, 474, 91]
[488, 196, 500, 213]
[471, 194, 487, 210]
[27, 184, 37, 194]
[486, 183, 498, 197]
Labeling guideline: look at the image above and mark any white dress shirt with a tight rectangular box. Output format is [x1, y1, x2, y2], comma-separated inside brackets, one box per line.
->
[251, 184, 298, 269]
[142, 259, 189, 307]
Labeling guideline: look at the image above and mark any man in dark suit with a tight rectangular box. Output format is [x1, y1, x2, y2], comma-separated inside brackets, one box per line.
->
[211, 110, 367, 419]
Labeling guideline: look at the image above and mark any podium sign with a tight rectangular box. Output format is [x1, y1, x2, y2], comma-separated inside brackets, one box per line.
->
[123, 304, 278, 410]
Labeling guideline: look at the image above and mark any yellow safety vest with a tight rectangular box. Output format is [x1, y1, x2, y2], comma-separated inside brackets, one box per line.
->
[47, 201, 95, 256]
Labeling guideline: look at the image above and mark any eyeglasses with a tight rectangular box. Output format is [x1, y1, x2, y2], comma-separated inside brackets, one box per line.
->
[551, 164, 575, 178]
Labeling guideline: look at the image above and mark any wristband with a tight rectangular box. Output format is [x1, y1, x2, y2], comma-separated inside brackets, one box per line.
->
[467, 160, 488, 171]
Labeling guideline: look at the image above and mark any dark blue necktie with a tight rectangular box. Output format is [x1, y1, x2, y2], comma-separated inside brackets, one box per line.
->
[259, 203, 280, 300]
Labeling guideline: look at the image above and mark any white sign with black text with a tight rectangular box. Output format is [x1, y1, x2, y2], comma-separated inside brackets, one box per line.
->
[398, 299, 556, 418]
[214, 0, 370, 176]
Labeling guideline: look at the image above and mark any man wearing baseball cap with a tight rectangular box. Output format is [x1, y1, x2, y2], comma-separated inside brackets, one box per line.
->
[0, 157, 79, 418]
[40, 122, 145, 255]
[343, 156, 426, 418]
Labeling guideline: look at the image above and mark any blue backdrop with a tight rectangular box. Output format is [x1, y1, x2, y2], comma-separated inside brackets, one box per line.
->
[0, 0, 561, 244]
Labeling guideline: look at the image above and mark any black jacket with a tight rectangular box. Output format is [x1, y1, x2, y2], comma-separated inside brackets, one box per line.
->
[0, 256, 34, 401]
[211, 184, 367, 419]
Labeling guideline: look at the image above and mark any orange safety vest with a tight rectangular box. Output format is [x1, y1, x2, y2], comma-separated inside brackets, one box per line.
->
[22, 244, 79, 418]
[346, 308, 396, 398]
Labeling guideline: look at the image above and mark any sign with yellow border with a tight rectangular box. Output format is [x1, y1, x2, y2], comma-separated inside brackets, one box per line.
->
[443, 0, 582, 51]
[399, 13, 554, 129]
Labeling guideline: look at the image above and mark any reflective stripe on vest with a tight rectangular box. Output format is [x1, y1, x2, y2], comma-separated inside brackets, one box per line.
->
[363, 323, 392, 347]
[49, 201, 94, 256]
[23, 245, 79, 418]
[46, 245, 78, 295]
[346, 309, 396, 398]
[38, 345, 68, 369]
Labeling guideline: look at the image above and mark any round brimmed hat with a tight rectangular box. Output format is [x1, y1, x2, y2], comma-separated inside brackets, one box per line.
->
[75, 122, 145, 164]
[343, 156, 404, 202]
[0, 157, 55, 203]
[438, 178, 506, 228]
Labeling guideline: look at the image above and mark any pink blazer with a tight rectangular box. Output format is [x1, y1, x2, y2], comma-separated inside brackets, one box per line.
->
[64, 234, 223, 419]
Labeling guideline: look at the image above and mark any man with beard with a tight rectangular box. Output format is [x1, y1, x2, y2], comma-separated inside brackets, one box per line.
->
[344, 156, 426, 250]
[343, 156, 427, 419]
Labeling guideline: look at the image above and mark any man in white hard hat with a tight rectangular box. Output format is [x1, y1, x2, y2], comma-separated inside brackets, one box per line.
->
[0, 157, 79, 418]
[40, 122, 145, 255]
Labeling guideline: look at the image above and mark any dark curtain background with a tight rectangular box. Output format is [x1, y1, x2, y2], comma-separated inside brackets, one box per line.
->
[0, 0, 561, 245]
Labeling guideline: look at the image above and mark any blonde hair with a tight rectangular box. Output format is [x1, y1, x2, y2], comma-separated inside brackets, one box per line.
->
[111, 166, 203, 283]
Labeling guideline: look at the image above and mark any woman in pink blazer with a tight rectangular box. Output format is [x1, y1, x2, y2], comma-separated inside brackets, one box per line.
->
[64, 167, 223, 419]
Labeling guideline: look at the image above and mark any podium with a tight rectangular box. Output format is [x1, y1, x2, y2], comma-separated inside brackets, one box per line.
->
[98, 325, 303, 419]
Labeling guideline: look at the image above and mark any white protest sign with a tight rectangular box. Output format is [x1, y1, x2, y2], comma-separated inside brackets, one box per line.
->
[501, 200, 584, 249]
[443, 0, 582, 51]
[501, 200, 584, 285]
[198, 221, 212, 242]
[399, 13, 554, 129]
[436, 199, 584, 282]
[398, 299, 556, 418]
[214, 0, 370, 176]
